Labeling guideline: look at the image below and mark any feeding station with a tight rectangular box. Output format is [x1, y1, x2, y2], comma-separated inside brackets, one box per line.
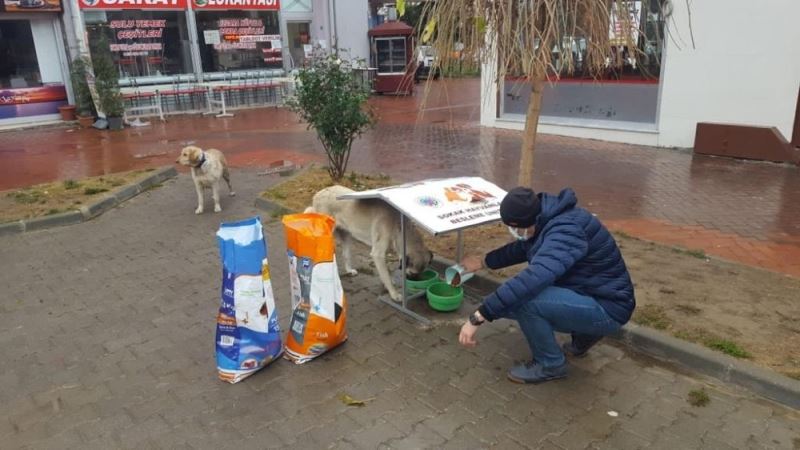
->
[338, 177, 508, 324]
[368, 20, 415, 95]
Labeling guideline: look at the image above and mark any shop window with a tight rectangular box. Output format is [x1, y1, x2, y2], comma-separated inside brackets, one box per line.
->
[84, 11, 193, 81]
[195, 10, 283, 73]
[374, 37, 406, 74]
[0, 21, 42, 89]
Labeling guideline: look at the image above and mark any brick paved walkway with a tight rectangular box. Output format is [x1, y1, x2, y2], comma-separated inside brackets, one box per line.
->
[1, 171, 798, 449]
[1, 78, 798, 276]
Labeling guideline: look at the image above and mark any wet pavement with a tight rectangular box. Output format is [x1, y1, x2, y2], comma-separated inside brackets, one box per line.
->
[1, 78, 798, 277]
[1, 170, 798, 449]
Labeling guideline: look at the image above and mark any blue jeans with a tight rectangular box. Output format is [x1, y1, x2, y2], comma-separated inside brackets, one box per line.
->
[498, 286, 621, 368]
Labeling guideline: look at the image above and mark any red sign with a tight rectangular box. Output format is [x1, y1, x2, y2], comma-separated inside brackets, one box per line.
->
[192, 0, 279, 10]
[78, 0, 187, 10]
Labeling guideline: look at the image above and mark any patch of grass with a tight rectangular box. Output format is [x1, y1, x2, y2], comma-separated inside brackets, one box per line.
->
[614, 231, 633, 240]
[658, 287, 676, 295]
[674, 328, 751, 359]
[672, 247, 707, 259]
[784, 371, 800, 381]
[83, 187, 108, 196]
[0, 169, 149, 224]
[687, 388, 710, 407]
[63, 179, 80, 190]
[145, 168, 156, 172]
[707, 339, 751, 359]
[633, 304, 672, 330]
[9, 190, 45, 204]
[674, 303, 702, 315]
[261, 167, 393, 213]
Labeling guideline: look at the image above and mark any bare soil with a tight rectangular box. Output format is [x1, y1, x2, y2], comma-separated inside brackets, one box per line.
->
[262, 168, 800, 379]
[0, 169, 155, 223]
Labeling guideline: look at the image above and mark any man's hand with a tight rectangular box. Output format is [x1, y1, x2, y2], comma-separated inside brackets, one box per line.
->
[461, 254, 484, 273]
[459, 321, 479, 347]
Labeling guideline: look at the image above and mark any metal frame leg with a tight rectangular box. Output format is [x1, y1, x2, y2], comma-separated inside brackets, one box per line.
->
[377, 214, 430, 324]
[456, 229, 464, 263]
[216, 90, 233, 118]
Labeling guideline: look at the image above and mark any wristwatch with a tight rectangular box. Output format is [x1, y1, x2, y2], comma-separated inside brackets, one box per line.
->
[469, 311, 485, 326]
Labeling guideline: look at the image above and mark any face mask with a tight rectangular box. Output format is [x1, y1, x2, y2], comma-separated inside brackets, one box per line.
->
[508, 226, 529, 241]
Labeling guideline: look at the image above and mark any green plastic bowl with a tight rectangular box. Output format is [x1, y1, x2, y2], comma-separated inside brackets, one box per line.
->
[426, 282, 464, 312]
[405, 269, 439, 293]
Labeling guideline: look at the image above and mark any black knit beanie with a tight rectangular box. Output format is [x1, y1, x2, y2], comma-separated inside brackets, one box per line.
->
[500, 187, 541, 228]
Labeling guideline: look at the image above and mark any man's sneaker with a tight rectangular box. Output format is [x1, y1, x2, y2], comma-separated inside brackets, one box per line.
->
[562, 335, 603, 358]
[562, 342, 591, 358]
[507, 361, 567, 384]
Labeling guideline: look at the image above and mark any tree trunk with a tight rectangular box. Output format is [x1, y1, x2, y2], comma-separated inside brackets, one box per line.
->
[517, 77, 545, 187]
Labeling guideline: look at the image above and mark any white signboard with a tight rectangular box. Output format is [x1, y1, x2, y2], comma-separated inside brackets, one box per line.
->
[338, 177, 508, 235]
[204, 29, 221, 45]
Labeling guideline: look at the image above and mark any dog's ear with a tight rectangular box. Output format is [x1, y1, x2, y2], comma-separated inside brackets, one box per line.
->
[187, 147, 200, 165]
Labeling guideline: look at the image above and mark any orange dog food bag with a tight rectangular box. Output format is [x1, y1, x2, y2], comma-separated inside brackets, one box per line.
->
[282, 213, 348, 363]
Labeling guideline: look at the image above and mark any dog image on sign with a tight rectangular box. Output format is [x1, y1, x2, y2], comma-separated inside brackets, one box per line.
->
[282, 213, 347, 363]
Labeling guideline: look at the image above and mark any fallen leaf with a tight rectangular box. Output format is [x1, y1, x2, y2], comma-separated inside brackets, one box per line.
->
[338, 393, 373, 407]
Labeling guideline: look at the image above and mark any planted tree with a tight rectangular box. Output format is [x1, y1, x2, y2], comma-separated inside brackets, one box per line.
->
[287, 53, 376, 181]
[414, 0, 670, 186]
[69, 57, 95, 118]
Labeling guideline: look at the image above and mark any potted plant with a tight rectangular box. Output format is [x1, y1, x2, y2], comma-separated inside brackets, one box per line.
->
[58, 104, 77, 121]
[69, 57, 96, 128]
[92, 46, 125, 130]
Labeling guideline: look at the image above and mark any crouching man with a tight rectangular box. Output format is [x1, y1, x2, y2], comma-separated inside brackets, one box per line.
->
[459, 187, 635, 384]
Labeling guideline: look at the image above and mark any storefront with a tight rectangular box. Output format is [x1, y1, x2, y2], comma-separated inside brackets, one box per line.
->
[78, 0, 284, 87]
[497, 0, 664, 131]
[0, 0, 71, 125]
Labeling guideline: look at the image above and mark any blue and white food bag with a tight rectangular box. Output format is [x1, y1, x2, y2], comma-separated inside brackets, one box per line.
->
[215, 217, 283, 383]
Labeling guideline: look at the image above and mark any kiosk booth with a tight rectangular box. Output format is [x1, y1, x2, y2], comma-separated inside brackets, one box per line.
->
[368, 20, 413, 95]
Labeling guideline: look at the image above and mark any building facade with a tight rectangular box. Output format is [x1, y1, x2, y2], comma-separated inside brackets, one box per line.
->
[1, 0, 371, 127]
[1, 0, 72, 125]
[480, 0, 800, 149]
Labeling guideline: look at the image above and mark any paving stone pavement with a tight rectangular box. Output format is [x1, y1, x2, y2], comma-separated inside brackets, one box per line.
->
[1, 170, 798, 450]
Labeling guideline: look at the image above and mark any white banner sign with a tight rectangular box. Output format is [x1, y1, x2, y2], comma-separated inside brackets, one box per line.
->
[338, 177, 508, 235]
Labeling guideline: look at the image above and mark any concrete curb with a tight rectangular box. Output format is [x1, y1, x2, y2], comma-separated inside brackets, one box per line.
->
[430, 255, 800, 410]
[254, 196, 294, 218]
[1, 166, 177, 236]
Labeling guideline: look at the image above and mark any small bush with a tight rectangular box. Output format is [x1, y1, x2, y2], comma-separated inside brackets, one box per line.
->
[63, 180, 81, 190]
[707, 339, 751, 359]
[9, 190, 44, 204]
[687, 388, 710, 407]
[83, 187, 108, 195]
[633, 305, 671, 330]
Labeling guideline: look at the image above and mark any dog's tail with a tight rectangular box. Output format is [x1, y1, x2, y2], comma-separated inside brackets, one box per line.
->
[304, 206, 315, 213]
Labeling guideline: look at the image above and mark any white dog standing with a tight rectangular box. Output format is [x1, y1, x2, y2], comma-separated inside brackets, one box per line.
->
[176, 145, 235, 214]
